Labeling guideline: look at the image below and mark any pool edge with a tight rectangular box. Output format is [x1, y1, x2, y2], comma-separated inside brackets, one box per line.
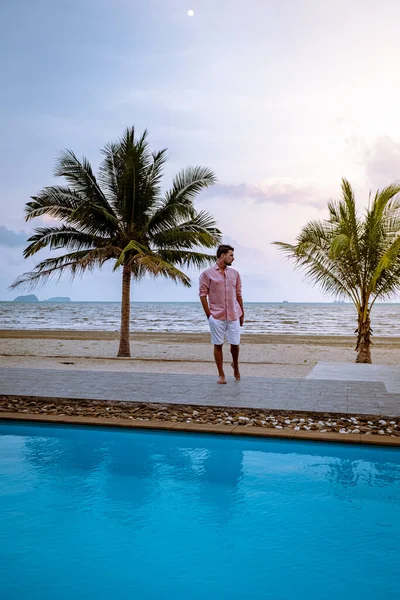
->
[1, 411, 399, 447]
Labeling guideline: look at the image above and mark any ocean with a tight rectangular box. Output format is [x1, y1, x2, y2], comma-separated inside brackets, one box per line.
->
[0, 301, 399, 336]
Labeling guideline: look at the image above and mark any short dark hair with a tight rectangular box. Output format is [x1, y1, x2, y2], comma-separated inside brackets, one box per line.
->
[216, 244, 234, 258]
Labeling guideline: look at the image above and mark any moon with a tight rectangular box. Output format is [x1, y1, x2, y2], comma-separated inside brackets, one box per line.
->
[187, 9, 194, 17]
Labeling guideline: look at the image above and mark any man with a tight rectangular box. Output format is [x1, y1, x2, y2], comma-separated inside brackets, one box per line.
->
[199, 244, 244, 384]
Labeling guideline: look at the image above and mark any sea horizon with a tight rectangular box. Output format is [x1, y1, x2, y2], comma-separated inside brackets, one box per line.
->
[1, 300, 400, 336]
[2, 299, 400, 304]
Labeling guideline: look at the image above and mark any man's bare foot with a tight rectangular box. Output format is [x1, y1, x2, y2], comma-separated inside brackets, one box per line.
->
[231, 362, 241, 380]
[217, 375, 227, 384]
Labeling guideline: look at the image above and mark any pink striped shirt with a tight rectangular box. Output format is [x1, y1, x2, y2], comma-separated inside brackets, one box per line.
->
[199, 264, 243, 321]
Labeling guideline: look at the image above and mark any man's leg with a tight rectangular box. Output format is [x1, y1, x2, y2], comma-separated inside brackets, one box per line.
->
[208, 316, 226, 383]
[230, 344, 240, 380]
[227, 320, 241, 380]
[214, 344, 226, 384]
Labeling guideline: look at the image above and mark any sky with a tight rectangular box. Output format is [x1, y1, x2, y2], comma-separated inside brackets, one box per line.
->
[1, 0, 400, 302]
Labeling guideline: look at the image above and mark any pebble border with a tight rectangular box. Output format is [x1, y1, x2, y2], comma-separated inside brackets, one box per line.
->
[1, 395, 400, 446]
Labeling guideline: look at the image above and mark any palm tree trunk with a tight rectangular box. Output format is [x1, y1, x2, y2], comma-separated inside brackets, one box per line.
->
[117, 265, 131, 357]
[355, 308, 372, 364]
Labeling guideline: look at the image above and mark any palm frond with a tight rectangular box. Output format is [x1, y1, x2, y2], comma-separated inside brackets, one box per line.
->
[339, 178, 361, 262]
[55, 150, 120, 234]
[362, 182, 400, 276]
[157, 250, 217, 269]
[98, 141, 121, 201]
[371, 261, 400, 302]
[148, 166, 217, 234]
[55, 150, 107, 205]
[295, 219, 361, 299]
[274, 239, 360, 305]
[110, 127, 157, 229]
[146, 149, 168, 197]
[128, 253, 192, 287]
[114, 239, 149, 269]
[151, 210, 221, 249]
[10, 247, 118, 290]
[113, 239, 192, 286]
[25, 186, 82, 222]
[23, 226, 111, 258]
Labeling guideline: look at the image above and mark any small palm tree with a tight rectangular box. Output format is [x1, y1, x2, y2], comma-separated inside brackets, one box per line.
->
[274, 178, 400, 363]
[11, 127, 221, 357]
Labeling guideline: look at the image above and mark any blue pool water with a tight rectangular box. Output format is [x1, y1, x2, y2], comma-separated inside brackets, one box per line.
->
[1, 422, 399, 600]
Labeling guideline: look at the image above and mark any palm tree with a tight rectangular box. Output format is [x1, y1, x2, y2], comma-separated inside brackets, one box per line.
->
[11, 127, 221, 357]
[274, 178, 400, 363]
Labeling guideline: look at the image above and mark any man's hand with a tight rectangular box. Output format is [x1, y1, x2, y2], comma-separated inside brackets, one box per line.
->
[240, 315, 244, 327]
[200, 296, 211, 320]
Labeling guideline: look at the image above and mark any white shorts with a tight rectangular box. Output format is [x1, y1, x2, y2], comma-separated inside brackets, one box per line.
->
[208, 316, 241, 345]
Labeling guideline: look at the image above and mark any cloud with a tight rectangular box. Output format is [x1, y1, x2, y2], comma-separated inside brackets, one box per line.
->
[364, 136, 400, 188]
[0, 226, 29, 247]
[348, 135, 400, 188]
[210, 179, 328, 208]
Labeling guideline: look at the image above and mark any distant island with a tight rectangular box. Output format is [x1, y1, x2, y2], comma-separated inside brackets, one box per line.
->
[13, 295, 71, 303]
[13, 294, 39, 303]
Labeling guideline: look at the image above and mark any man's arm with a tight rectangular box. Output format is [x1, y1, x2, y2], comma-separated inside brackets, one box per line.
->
[238, 297, 244, 326]
[236, 273, 244, 326]
[200, 296, 211, 319]
[199, 272, 211, 318]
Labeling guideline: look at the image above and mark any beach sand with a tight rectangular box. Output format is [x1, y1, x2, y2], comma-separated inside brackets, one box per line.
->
[1, 330, 399, 377]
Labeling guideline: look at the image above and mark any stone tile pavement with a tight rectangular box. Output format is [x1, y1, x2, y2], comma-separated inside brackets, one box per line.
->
[1, 367, 400, 416]
[307, 362, 400, 394]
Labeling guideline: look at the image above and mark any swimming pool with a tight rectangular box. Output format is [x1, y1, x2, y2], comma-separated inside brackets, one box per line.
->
[1, 422, 399, 600]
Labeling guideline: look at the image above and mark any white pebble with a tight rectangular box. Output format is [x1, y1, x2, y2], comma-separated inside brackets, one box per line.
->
[294, 426, 300, 431]
[352, 429, 360, 434]
[284, 419, 291, 425]
[339, 428, 348, 434]
[367, 421, 373, 425]
[390, 421, 395, 425]
[379, 420, 387, 425]
[378, 430, 385, 435]
[299, 418, 305, 423]
[275, 425, 283, 429]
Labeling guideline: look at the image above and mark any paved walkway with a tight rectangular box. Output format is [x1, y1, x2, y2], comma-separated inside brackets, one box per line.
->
[1, 367, 400, 416]
[307, 362, 400, 394]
